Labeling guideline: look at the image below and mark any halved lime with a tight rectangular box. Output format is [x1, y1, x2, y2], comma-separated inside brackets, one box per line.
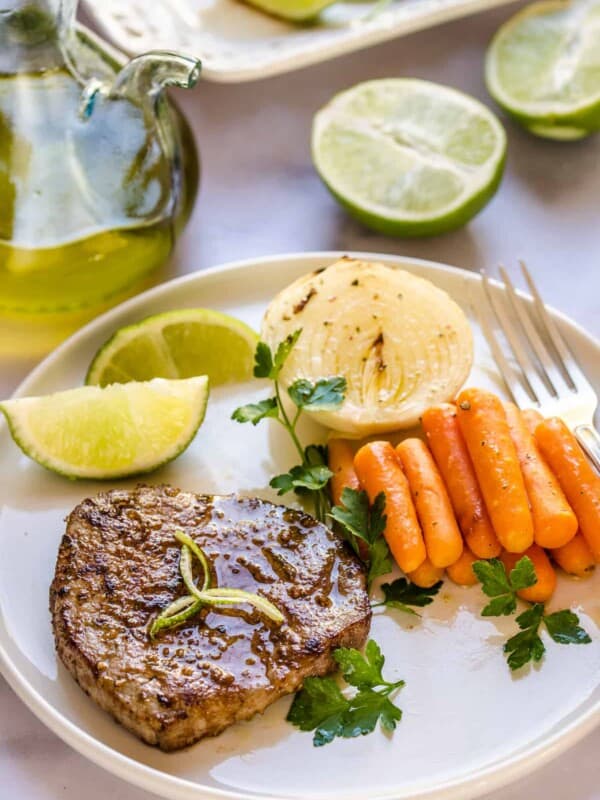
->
[242, 0, 334, 20]
[486, 0, 600, 139]
[311, 79, 506, 237]
[0, 377, 209, 479]
[86, 309, 258, 387]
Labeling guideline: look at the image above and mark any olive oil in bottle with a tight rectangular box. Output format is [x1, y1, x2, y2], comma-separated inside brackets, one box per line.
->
[0, 3, 200, 356]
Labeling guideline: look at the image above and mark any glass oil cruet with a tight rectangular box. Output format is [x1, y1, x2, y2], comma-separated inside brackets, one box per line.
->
[0, 0, 201, 357]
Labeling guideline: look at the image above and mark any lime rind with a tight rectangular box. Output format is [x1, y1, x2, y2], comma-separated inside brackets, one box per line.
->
[312, 79, 506, 237]
[485, 0, 600, 138]
[0, 377, 209, 480]
[85, 308, 258, 387]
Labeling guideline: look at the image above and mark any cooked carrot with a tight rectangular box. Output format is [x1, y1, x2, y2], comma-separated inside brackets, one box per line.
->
[535, 417, 600, 562]
[504, 402, 577, 549]
[422, 403, 501, 559]
[354, 441, 426, 574]
[446, 546, 479, 586]
[551, 533, 596, 578]
[407, 558, 444, 588]
[396, 438, 463, 568]
[522, 408, 544, 437]
[456, 388, 534, 553]
[328, 438, 361, 507]
[501, 545, 557, 603]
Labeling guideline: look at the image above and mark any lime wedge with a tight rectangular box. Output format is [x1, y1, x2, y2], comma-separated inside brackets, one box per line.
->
[311, 79, 506, 237]
[86, 309, 258, 388]
[486, 0, 600, 139]
[0, 377, 209, 479]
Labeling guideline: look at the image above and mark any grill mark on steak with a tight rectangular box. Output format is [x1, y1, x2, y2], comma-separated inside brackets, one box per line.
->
[50, 486, 371, 751]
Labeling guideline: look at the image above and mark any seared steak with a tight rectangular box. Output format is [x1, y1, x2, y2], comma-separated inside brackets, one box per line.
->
[50, 486, 371, 750]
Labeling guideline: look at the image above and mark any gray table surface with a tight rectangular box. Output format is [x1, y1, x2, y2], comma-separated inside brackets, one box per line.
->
[1, 2, 599, 798]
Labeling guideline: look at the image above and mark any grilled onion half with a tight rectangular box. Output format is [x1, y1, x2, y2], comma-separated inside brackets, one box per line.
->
[261, 258, 473, 435]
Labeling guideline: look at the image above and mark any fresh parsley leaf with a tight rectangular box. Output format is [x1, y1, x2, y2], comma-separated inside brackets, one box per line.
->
[368, 536, 394, 588]
[304, 443, 328, 467]
[240, 331, 343, 523]
[286, 676, 347, 732]
[270, 464, 332, 495]
[288, 376, 347, 410]
[376, 577, 443, 615]
[341, 689, 402, 738]
[331, 488, 387, 546]
[544, 609, 592, 645]
[473, 556, 536, 617]
[504, 626, 545, 671]
[508, 557, 537, 592]
[515, 602, 545, 631]
[330, 488, 391, 586]
[253, 341, 274, 379]
[334, 639, 389, 689]
[272, 329, 302, 378]
[252, 330, 301, 380]
[474, 559, 591, 672]
[330, 488, 370, 543]
[231, 397, 278, 425]
[287, 640, 404, 747]
[504, 604, 545, 670]
[481, 594, 517, 617]
[472, 558, 512, 598]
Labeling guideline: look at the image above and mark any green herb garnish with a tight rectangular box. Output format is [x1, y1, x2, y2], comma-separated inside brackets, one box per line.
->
[372, 577, 443, 615]
[473, 556, 591, 671]
[232, 330, 346, 522]
[287, 639, 404, 746]
[330, 487, 392, 587]
[472, 556, 536, 616]
[149, 530, 284, 638]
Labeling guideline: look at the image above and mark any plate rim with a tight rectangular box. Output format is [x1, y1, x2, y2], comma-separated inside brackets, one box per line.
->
[1, 249, 599, 800]
[81, 0, 521, 83]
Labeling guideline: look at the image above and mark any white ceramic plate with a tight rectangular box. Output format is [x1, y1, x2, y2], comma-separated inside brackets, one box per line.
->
[0, 252, 599, 800]
[82, 0, 519, 82]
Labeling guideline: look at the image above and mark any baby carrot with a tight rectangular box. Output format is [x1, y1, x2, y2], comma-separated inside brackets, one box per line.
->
[446, 546, 479, 586]
[354, 441, 426, 574]
[456, 388, 534, 553]
[396, 438, 463, 568]
[551, 533, 596, 578]
[501, 545, 557, 603]
[328, 438, 361, 507]
[407, 557, 444, 588]
[522, 408, 544, 436]
[421, 403, 501, 558]
[535, 417, 600, 562]
[504, 402, 577, 549]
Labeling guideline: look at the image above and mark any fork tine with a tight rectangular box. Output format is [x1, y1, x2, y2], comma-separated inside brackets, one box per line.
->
[472, 280, 533, 408]
[481, 270, 548, 405]
[520, 260, 588, 393]
[499, 266, 567, 398]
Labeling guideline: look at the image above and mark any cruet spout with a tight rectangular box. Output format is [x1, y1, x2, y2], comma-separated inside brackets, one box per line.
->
[108, 51, 202, 106]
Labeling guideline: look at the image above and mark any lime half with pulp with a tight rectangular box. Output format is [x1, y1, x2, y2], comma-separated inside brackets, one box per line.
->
[0, 377, 209, 479]
[311, 78, 506, 237]
[486, 0, 600, 140]
[86, 308, 258, 387]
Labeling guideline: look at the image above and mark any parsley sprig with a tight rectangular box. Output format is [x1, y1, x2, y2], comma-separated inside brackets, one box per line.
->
[287, 640, 404, 746]
[473, 556, 591, 671]
[472, 556, 536, 617]
[330, 487, 392, 587]
[232, 330, 346, 523]
[373, 577, 443, 615]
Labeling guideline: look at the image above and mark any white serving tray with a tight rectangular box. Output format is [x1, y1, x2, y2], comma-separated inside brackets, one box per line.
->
[82, 0, 519, 82]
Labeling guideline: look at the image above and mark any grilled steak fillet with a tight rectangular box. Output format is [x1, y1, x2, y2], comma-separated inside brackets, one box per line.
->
[50, 486, 371, 750]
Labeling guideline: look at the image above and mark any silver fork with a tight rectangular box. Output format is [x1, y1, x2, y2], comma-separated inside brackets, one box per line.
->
[473, 260, 600, 472]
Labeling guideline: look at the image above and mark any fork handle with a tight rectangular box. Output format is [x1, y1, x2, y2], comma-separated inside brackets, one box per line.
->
[574, 424, 600, 473]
